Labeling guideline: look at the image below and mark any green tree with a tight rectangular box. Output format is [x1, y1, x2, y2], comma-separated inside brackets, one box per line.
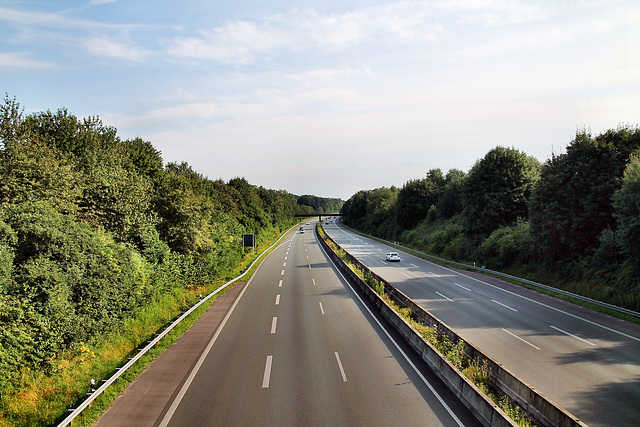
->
[341, 190, 368, 227]
[438, 169, 466, 218]
[396, 169, 445, 230]
[530, 128, 640, 261]
[462, 146, 539, 240]
[613, 151, 640, 269]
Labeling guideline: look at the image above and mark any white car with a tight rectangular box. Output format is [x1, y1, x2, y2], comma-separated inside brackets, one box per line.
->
[299, 227, 305, 233]
[386, 252, 401, 262]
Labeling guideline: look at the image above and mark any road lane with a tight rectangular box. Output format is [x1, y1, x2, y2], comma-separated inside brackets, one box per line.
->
[158, 221, 479, 426]
[324, 218, 640, 427]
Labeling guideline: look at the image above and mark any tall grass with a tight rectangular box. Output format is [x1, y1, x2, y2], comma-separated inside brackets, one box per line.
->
[318, 222, 533, 427]
[0, 226, 290, 427]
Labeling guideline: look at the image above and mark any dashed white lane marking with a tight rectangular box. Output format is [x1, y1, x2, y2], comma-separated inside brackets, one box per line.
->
[550, 325, 596, 346]
[278, 280, 283, 287]
[335, 352, 347, 382]
[453, 283, 471, 291]
[319, 302, 325, 315]
[492, 299, 518, 312]
[436, 291, 453, 302]
[262, 356, 273, 388]
[281, 270, 285, 276]
[312, 278, 316, 286]
[502, 328, 540, 350]
[401, 272, 411, 279]
[271, 317, 277, 334]
[275, 295, 280, 305]
[411, 263, 420, 268]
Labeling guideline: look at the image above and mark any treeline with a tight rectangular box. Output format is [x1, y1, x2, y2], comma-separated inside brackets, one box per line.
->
[341, 127, 640, 310]
[296, 194, 343, 215]
[0, 96, 341, 392]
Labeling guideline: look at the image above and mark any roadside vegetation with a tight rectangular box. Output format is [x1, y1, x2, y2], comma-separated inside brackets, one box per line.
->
[340, 129, 640, 312]
[0, 96, 341, 426]
[317, 223, 532, 426]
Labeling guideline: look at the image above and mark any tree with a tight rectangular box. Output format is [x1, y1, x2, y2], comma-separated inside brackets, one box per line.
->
[396, 169, 446, 230]
[530, 128, 640, 261]
[461, 146, 539, 240]
[613, 151, 640, 269]
[438, 169, 466, 218]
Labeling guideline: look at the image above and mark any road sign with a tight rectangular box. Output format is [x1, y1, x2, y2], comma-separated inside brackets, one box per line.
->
[242, 234, 255, 251]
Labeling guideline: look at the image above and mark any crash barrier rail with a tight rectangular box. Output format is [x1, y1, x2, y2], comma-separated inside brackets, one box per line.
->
[342, 223, 640, 320]
[58, 224, 299, 427]
[317, 224, 587, 427]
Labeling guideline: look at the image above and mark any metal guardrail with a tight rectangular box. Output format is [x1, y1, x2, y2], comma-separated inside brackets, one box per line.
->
[319, 223, 586, 427]
[58, 224, 298, 427]
[337, 221, 640, 320]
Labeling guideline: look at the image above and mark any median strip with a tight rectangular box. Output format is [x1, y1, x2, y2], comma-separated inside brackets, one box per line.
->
[316, 221, 586, 427]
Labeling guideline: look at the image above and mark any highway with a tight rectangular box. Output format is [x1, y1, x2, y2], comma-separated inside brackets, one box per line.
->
[323, 218, 640, 427]
[98, 220, 481, 426]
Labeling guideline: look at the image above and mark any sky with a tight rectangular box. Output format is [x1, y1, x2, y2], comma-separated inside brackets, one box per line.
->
[1, 0, 639, 200]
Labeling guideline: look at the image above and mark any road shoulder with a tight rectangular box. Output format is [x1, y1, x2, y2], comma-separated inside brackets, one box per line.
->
[95, 282, 247, 427]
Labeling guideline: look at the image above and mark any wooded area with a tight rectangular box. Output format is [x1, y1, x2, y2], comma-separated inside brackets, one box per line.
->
[341, 127, 640, 311]
[0, 96, 342, 401]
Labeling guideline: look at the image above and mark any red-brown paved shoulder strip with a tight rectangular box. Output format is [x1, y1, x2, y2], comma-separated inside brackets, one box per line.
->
[95, 282, 247, 427]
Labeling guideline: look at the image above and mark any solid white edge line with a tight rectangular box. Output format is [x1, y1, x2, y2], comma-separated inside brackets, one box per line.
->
[333, 223, 640, 344]
[317, 232, 465, 427]
[262, 355, 273, 388]
[158, 272, 254, 427]
[157, 227, 302, 427]
[410, 251, 640, 343]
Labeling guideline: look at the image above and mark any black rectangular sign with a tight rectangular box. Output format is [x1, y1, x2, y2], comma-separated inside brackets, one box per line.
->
[242, 234, 255, 248]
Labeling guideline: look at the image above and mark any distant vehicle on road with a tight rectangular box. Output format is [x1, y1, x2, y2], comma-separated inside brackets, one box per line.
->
[386, 252, 400, 262]
[299, 227, 305, 233]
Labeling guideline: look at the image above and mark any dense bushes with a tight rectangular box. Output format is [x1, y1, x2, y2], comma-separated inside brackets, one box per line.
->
[342, 129, 640, 310]
[0, 96, 342, 396]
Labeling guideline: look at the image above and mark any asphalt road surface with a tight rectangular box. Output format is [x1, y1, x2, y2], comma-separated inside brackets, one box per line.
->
[323, 218, 640, 427]
[97, 221, 481, 426]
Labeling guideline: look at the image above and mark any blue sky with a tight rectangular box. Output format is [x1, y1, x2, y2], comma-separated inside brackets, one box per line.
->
[2, 0, 639, 199]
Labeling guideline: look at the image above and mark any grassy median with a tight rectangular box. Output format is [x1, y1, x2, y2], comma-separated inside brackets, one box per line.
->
[317, 222, 533, 427]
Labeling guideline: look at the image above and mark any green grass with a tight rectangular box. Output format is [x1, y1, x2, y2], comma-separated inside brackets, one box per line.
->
[318, 221, 533, 427]
[0, 223, 299, 427]
[344, 223, 640, 325]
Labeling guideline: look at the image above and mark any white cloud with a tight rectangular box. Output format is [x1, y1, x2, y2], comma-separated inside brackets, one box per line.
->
[0, 52, 52, 69]
[164, 1, 547, 65]
[82, 35, 145, 61]
[89, 0, 117, 5]
[167, 21, 291, 64]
